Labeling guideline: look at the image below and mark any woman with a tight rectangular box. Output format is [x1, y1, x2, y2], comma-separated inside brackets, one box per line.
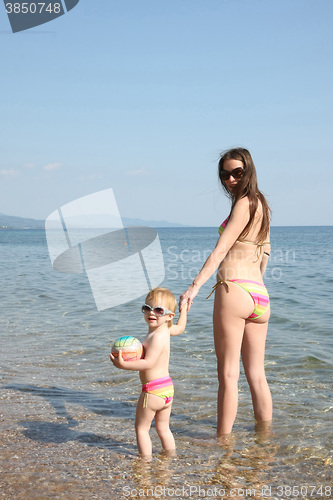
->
[179, 147, 272, 435]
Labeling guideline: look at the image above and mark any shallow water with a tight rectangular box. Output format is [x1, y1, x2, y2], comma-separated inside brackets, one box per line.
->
[0, 227, 332, 499]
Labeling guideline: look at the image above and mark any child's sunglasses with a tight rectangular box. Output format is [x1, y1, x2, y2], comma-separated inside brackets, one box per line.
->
[220, 167, 244, 181]
[141, 304, 173, 317]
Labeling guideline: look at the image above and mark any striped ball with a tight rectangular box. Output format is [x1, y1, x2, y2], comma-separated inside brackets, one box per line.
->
[111, 336, 143, 361]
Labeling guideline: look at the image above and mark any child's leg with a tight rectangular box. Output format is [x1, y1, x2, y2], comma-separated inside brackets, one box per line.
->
[154, 403, 175, 453]
[135, 392, 171, 457]
[135, 392, 155, 457]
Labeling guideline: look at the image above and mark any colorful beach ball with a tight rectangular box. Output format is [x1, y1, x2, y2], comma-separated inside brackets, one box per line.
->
[111, 336, 143, 361]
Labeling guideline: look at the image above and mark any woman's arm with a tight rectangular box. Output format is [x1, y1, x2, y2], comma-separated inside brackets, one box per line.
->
[179, 198, 251, 311]
[170, 306, 187, 336]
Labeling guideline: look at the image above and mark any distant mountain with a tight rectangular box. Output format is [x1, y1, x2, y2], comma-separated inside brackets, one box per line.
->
[0, 213, 188, 229]
[0, 213, 45, 229]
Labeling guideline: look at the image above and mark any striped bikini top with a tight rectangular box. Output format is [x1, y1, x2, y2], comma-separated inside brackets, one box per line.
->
[218, 216, 230, 236]
[218, 216, 270, 258]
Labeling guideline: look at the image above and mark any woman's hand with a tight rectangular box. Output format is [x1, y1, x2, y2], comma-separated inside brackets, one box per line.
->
[179, 282, 199, 312]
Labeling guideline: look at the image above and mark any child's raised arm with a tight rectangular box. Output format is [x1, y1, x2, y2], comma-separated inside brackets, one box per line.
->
[170, 305, 187, 336]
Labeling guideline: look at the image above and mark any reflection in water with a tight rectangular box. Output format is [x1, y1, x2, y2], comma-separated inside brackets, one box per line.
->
[214, 428, 278, 492]
[131, 453, 175, 498]
[126, 424, 280, 497]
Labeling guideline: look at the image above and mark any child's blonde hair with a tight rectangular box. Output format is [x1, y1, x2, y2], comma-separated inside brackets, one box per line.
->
[145, 287, 177, 328]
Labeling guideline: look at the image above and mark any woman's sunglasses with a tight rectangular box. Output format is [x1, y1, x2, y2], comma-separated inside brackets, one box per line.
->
[220, 167, 244, 181]
[141, 304, 173, 317]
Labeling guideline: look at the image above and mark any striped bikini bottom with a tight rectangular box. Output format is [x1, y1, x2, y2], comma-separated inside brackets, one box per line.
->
[142, 376, 174, 408]
[207, 279, 270, 319]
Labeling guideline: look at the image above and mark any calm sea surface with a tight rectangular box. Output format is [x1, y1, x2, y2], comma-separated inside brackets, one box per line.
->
[0, 227, 332, 499]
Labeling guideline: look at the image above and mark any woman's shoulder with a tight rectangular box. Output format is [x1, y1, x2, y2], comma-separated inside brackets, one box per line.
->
[231, 197, 251, 219]
[235, 196, 251, 208]
[235, 196, 264, 217]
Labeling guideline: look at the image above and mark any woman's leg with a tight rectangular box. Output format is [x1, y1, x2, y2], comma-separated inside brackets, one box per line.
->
[241, 314, 272, 423]
[213, 283, 254, 435]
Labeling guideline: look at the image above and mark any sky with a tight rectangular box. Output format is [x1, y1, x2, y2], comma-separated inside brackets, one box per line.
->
[0, 0, 332, 227]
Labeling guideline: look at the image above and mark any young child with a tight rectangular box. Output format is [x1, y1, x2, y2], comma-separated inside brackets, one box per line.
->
[110, 287, 187, 458]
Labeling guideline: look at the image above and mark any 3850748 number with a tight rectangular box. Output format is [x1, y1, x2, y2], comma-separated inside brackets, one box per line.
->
[5, 3, 62, 14]
[276, 485, 332, 497]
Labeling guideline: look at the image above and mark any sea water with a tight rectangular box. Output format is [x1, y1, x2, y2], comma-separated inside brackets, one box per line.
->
[0, 227, 332, 499]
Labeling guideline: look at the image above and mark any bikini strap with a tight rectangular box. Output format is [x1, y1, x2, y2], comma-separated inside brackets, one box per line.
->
[206, 280, 229, 299]
[237, 240, 271, 246]
[235, 239, 271, 261]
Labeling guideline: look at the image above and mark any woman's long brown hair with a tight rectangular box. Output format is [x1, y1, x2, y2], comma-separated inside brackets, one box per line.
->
[218, 148, 271, 243]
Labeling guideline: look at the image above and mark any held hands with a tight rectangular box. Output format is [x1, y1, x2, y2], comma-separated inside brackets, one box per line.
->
[179, 282, 199, 312]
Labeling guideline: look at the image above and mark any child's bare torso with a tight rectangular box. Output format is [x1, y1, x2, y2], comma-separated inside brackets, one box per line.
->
[139, 326, 171, 384]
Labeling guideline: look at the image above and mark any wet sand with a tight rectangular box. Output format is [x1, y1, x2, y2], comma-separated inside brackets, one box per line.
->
[1, 386, 332, 500]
